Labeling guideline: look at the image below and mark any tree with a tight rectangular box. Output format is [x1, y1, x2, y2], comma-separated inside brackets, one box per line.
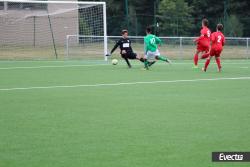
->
[83, 0, 250, 37]
[188, 0, 225, 34]
[224, 15, 243, 37]
[158, 0, 194, 36]
[229, 0, 250, 36]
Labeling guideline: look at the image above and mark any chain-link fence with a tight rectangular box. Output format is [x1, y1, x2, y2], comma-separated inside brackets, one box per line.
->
[107, 15, 250, 37]
[66, 36, 249, 60]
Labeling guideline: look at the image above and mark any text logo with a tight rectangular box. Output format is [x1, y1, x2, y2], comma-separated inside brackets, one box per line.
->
[212, 152, 250, 162]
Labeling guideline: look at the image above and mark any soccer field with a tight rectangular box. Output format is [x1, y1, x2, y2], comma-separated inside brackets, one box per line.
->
[0, 60, 250, 167]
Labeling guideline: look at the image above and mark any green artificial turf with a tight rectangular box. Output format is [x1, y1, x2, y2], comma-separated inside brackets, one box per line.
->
[0, 60, 250, 167]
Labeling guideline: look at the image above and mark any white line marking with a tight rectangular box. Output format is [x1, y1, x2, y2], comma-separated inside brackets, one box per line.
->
[1, 77, 250, 91]
[0, 62, 249, 70]
[0, 64, 109, 70]
[173, 62, 250, 65]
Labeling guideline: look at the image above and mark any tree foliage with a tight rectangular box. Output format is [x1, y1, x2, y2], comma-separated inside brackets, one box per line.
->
[158, 0, 193, 36]
[83, 0, 250, 37]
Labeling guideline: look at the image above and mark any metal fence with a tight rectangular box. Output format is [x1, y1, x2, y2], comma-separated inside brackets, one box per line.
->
[66, 35, 250, 60]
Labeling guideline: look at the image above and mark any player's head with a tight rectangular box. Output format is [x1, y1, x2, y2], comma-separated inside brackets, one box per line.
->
[202, 18, 209, 27]
[217, 24, 223, 32]
[146, 26, 152, 34]
[121, 29, 128, 38]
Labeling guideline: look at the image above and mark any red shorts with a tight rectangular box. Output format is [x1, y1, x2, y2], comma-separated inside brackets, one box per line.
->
[210, 48, 222, 57]
[197, 44, 209, 52]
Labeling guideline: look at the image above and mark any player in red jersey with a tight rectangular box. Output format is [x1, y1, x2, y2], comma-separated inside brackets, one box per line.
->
[193, 18, 211, 68]
[202, 24, 225, 72]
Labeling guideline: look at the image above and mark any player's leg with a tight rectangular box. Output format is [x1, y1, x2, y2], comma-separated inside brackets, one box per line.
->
[215, 57, 222, 72]
[143, 57, 156, 67]
[155, 55, 171, 62]
[202, 49, 215, 72]
[143, 51, 154, 70]
[193, 50, 200, 68]
[201, 51, 210, 59]
[193, 43, 203, 67]
[148, 61, 156, 67]
[201, 45, 210, 59]
[144, 58, 150, 70]
[202, 56, 211, 72]
[215, 55, 222, 72]
[121, 54, 132, 68]
[131, 52, 145, 63]
[154, 50, 171, 64]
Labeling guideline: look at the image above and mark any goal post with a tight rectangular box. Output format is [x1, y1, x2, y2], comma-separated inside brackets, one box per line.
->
[0, 0, 107, 60]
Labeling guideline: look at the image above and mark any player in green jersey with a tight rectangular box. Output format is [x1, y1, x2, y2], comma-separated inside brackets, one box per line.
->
[143, 27, 171, 70]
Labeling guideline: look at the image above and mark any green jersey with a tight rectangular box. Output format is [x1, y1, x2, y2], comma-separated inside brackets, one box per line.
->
[144, 34, 162, 53]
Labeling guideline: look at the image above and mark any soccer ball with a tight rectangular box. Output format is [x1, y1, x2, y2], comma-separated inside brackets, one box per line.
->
[112, 59, 118, 65]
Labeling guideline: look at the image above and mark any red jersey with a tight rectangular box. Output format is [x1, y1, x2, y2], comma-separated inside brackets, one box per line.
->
[211, 31, 225, 50]
[195, 26, 211, 47]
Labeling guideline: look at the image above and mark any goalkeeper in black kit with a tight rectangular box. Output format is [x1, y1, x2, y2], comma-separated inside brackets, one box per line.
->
[106, 30, 144, 68]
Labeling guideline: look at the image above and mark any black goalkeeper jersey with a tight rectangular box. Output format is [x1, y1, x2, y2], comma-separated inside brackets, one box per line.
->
[111, 37, 134, 54]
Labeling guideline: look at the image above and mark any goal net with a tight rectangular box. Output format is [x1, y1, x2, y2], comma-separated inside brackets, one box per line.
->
[0, 0, 107, 60]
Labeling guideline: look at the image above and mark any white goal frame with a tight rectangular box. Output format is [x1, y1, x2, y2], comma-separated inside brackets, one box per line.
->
[0, 0, 108, 60]
[66, 35, 110, 61]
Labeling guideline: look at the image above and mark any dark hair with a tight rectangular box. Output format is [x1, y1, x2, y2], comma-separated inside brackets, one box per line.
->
[202, 18, 209, 27]
[217, 24, 223, 31]
[121, 29, 128, 35]
[146, 26, 152, 33]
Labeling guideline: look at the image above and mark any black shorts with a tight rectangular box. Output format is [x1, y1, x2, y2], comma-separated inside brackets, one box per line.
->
[121, 52, 137, 59]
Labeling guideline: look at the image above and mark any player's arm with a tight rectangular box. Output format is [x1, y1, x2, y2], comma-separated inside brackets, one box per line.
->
[129, 40, 134, 53]
[195, 29, 205, 42]
[106, 40, 120, 56]
[110, 40, 120, 54]
[210, 33, 215, 44]
[222, 36, 225, 46]
[194, 35, 203, 43]
[155, 36, 162, 46]
[144, 37, 148, 55]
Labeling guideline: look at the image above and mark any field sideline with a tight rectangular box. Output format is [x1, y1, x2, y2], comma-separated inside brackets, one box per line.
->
[0, 59, 250, 167]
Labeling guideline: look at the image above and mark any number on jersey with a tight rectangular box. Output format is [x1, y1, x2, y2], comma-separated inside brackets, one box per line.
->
[217, 35, 222, 43]
[150, 38, 156, 45]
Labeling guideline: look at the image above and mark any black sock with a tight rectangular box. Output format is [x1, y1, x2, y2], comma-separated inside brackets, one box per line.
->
[148, 61, 156, 67]
[139, 58, 145, 63]
[124, 58, 131, 68]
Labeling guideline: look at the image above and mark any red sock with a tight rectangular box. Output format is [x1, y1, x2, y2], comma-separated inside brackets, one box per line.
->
[201, 52, 210, 59]
[204, 59, 210, 70]
[194, 54, 199, 66]
[215, 57, 221, 69]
